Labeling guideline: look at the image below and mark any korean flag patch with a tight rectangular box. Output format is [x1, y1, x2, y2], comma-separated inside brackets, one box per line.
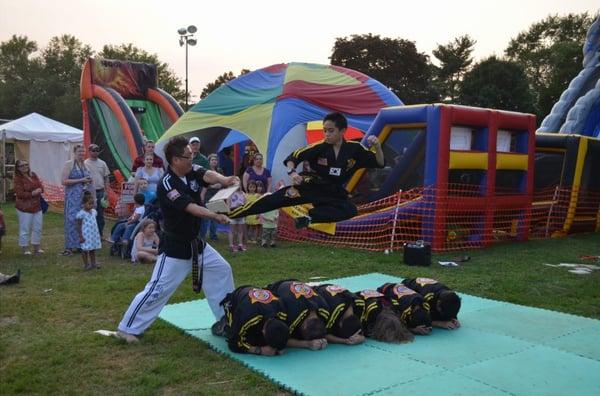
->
[329, 167, 341, 176]
[167, 189, 181, 201]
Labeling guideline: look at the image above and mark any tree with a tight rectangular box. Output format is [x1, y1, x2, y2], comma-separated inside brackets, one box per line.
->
[433, 35, 476, 102]
[200, 69, 250, 99]
[41, 35, 93, 127]
[505, 13, 596, 121]
[330, 34, 439, 104]
[459, 56, 535, 113]
[99, 43, 185, 105]
[0, 35, 42, 120]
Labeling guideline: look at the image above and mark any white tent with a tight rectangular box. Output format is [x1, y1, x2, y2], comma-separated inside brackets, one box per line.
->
[1, 113, 83, 188]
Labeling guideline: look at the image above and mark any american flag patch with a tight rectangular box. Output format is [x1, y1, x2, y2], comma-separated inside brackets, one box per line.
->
[167, 189, 181, 201]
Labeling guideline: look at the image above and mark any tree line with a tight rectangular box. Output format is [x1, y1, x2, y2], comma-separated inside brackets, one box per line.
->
[0, 13, 595, 128]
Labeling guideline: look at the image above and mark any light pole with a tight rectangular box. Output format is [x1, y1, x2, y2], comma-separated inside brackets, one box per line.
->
[178, 25, 197, 111]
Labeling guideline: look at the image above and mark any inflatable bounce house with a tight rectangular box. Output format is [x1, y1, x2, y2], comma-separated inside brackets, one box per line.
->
[80, 58, 184, 180]
[156, 62, 402, 184]
[533, 17, 600, 237]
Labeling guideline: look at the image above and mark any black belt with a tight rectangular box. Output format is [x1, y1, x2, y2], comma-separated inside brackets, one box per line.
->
[191, 238, 206, 293]
[163, 231, 205, 293]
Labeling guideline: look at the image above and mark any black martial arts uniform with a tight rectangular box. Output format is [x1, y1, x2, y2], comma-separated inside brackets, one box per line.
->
[401, 278, 455, 321]
[355, 289, 390, 337]
[313, 284, 365, 333]
[378, 282, 427, 326]
[221, 286, 286, 354]
[266, 280, 329, 338]
[229, 140, 383, 223]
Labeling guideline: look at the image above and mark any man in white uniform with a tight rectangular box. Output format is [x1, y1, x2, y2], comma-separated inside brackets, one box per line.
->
[117, 136, 238, 343]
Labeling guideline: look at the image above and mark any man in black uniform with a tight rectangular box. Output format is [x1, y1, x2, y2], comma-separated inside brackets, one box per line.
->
[221, 286, 289, 356]
[228, 112, 385, 228]
[356, 289, 414, 343]
[313, 284, 365, 345]
[378, 283, 433, 335]
[401, 278, 461, 330]
[267, 279, 330, 350]
[116, 136, 239, 343]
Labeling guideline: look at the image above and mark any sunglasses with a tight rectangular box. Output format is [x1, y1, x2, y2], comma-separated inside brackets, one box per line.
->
[90, 148, 101, 152]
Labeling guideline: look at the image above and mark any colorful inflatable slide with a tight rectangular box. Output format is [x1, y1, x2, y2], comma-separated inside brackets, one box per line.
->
[81, 58, 183, 179]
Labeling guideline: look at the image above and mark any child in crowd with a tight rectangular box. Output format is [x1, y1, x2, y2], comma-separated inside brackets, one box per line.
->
[228, 185, 246, 252]
[136, 178, 156, 205]
[110, 193, 146, 256]
[131, 219, 160, 264]
[76, 192, 102, 270]
[244, 181, 261, 243]
[259, 207, 278, 248]
[401, 277, 461, 330]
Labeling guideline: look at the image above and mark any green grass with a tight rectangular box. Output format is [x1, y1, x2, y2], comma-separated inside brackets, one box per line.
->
[1, 202, 599, 395]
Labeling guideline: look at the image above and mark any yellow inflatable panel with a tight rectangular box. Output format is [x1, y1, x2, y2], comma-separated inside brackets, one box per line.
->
[281, 205, 337, 235]
[496, 153, 528, 170]
[448, 152, 488, 169]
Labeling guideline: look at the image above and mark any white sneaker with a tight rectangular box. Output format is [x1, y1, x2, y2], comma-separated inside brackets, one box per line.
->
[116, 330, 140, 343]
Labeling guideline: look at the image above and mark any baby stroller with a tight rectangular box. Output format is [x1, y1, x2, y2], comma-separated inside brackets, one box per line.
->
[110, 198, 162, 260]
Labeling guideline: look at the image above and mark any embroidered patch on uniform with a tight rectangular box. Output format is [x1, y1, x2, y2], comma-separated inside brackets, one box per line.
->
[360, 289, 384, 299]
[167, 189, 181, 201]
[317, 157, 328, 166]
[329, 167, 341, 176]
[325, 284, 347, 296]
[290, 282, 315, 299]
[346, 159, 356, 170]
[416, 277, 437, 286]
[248, 288, 277, 304]
[393, 284, 417, 298]
[190, 180, 199, 192]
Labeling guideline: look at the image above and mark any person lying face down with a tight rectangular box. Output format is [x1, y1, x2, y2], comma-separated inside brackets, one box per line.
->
[377, 283, 433, 335]
[401, 278, 461, 330]
[355, 289, 414, 343]
[266, 279, 329, 351]
[313, 284, 365, 345]
[220, 286, 289, 356]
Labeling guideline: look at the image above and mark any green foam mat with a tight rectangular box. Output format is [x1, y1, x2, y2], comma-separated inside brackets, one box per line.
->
[159, 273, 600, 396]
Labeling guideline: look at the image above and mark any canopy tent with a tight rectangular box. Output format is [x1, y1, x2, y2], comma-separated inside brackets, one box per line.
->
[157, 62, 402, 183]
[1, 113, 83, 189]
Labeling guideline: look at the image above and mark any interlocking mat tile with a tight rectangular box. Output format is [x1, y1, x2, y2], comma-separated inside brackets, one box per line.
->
[159, 273, 600, 396]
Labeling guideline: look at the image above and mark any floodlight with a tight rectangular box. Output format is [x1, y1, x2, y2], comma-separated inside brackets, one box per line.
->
[177, 27, 187, 35]
[179, 38, 184, 47]
[188, 39, 197, 46]
[187, 25, 197, 34]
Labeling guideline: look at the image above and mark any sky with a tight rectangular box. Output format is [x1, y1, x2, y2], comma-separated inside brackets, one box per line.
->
[1, 0, 598, 100]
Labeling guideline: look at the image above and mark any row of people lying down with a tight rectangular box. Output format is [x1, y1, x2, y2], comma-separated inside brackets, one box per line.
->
[216, 277, 461, 356]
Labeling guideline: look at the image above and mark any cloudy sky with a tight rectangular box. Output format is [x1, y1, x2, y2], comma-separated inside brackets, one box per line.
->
[1, 0, 597, 99]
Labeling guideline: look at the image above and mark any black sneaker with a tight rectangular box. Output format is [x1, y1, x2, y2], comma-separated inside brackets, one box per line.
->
[295, 216, 311, 229]
[211, 315, 227, 337]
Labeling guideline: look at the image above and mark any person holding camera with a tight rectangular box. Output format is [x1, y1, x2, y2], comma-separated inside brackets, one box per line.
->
[61, 144, 93, 256]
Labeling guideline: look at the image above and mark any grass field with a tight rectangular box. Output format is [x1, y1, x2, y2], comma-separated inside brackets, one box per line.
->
[1, 203, 599, 395]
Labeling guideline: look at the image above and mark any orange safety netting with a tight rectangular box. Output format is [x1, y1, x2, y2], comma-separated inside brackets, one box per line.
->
[277, 185, 600, 253]
[38, 180, 599, 252]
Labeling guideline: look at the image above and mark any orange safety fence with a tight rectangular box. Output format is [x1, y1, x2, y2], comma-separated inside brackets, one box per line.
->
[278, 185, 600, 253]
[40, 180, 128, 219]
[36, 180, 600, 252]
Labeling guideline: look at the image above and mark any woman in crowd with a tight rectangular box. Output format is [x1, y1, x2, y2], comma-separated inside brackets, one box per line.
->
[242, 153, 272, 193]
[61, 145, 92, 256]
[134, 153, 164, 193]
[13, 159, 45, 255]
